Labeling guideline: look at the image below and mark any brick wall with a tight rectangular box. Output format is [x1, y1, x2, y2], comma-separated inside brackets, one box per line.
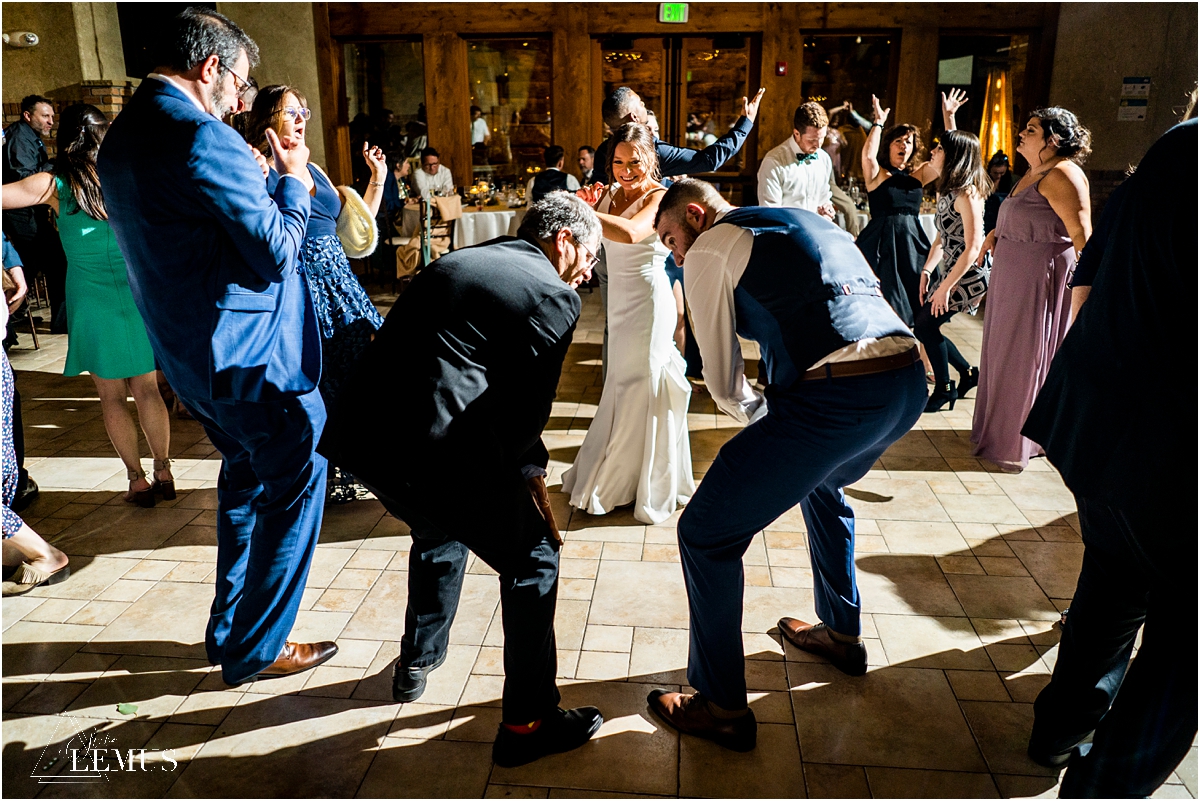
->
[2, 80, 138, 159]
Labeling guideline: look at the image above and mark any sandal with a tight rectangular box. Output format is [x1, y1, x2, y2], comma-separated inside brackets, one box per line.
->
[2, 561, 71, 597]
[152, 458, 176, 501]
[125, 467, 155, 508]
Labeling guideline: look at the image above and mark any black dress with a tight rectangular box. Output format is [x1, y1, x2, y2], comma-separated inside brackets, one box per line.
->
[855, 169, 930, 327]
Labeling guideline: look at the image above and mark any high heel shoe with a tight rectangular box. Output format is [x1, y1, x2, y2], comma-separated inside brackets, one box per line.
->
[957, 367, 979, 398]
[151, 458, 176, 501]
[924, 381, 958, 413]
[125, 467, 156, 508]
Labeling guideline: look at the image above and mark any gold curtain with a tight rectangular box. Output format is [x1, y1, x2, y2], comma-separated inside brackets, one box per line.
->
[979, 68, 1013, 162]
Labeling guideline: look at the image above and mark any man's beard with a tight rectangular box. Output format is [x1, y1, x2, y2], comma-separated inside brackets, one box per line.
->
[211, 83, 237, 120]
[677, 222, 699, 258]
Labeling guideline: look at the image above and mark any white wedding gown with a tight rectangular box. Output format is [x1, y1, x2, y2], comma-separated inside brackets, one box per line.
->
[562, 186, 694, 525]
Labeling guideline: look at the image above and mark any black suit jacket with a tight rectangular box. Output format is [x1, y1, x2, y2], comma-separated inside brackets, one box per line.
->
[325, 237, 580, 508]
[2, 120, 51, 238]
[1022, 120, 1196, 505]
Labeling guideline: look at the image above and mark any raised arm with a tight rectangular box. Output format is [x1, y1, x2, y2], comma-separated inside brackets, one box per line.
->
[1, 171, 57, 213]
[941, 89, 968, 132]
[360, 142, 387, 218]
[861, 95, 890, 190]
[658, 88, 765, 177]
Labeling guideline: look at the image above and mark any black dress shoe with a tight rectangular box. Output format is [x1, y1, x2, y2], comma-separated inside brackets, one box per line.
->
[11, 476, 39, 514]
[492, 706, 604, 768]
[1028, 730, 1093, 768]
[392, 651, 447, 703]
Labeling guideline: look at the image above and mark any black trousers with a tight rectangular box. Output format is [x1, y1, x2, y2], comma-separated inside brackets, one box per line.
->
[364, 475, 561, 724]
[1029, 497, 1197, 797]
[913, 302, 969, 387]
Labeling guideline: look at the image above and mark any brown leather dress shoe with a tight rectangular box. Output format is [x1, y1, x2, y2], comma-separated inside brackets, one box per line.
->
[778, 617, 867, 676]
[253, 641, 339, 680]
[647, 689, 756, 752]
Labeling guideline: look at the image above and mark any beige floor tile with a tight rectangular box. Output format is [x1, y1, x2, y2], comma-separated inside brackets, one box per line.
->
[764, 530, 808, 550]
[168, 694, 397, 797]
[169, 689, 242, 726]
[558, 649, 581, 679]
[24, 556, 140, 601]
[855, 555, 966, 618]
[946, 575, 1060, 621]
[766, 548, 809, 568]
[345, 549, 394, 571]
[679, 722, 805, 797]
[562, 541, 603, 560]
[86, 581, 211, 658]
[325, 638, 382, 670]
[804, 763, 870, 798]
[992, 473, 1076, 512]
[745, 658, 789, 691]
[53, 505, 202, 559]
[313, 588, 369, 613]
[123, 559, 181, 582]
[628, 627, 688, 685]
[305, 547, 356, 589]
[789, 662, 987, 772]
[583, 625, 634, 653]
[938, 555, 986, 574]
[588, 561, 689, 629]
[770, 566, 814, 588]
[960, 701, 1061, 777]
[490, 681, 678, 796]
[554, 598, 590, 651]
[1006, 541, 1084, 600]
[946, 668, 1012, 701]
[992, 774, 1063, 798]
[967, 537, 1017, 558]
[299, 665, 366, 698]
[560, 558, 600, 579]
[1001, 670, 1052, 703]
[474, 645, 505, 675]
[745, 584, 817, 635]
[341, 570, 408, 641]
[444, 704, 505, 742]
[986, 642, 1049, 674]
[558, 578, 595, 601]
[970, 618, 1031, 644]
[575, 650, 629, 680]
[66, 600, 132, 627]
[408, 644, 480, 707]
[641, 543, 679, 563]
[152, 525, 218, 564]
[846, 478, 951, 522]
[979, 557, 1032, 577]
[358, 738, 493, 798]
[357, 513, 414, 552]
[162, 562, 214, 583]
[330, 567, 383, 591]
[10, 679, 91, 714]
[865, 766, 999, 798]
[874, 614, 992, 670]
[486, 785, 551, 798]
[602, 542, 643, 561]
[3, 595, 47, 631]
[744, 564, 773, 586]
[67, 654, 210, 720]
[96, 578, 159, 603]
[879, 520, 970, 555]
[937, 493, 1030, 525]
[385, 701, 456, 740]
[23, 598, 88, 624]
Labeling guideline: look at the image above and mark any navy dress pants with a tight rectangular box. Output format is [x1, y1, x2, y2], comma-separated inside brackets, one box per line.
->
[186, 391, 328, 685]
[677, 362, 926, 710]
[1030, 497, 1197, 798]
[364, 473, 562, 724]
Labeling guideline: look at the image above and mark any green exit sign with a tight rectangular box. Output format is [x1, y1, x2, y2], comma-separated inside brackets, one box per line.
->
[659, 2, 689, 23]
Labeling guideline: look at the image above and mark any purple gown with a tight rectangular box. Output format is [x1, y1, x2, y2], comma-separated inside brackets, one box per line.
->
[971, 176, 1076, 470]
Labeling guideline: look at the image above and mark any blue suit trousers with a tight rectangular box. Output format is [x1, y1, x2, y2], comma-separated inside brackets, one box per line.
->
[185, 391, 328, 684]
[678, 362, 926, 710]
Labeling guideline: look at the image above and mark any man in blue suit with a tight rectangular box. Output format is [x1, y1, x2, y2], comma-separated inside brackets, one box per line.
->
[98, 7, 337, 685]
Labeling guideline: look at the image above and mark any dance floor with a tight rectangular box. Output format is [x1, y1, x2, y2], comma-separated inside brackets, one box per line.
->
[3, 287, 1195, 798]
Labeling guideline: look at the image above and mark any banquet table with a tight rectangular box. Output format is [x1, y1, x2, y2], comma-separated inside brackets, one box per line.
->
[835, 210, 934, 243]
[454, 206, 528, 249]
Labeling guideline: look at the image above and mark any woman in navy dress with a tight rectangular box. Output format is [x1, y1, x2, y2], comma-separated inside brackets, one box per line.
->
[245, 85, 386, 502]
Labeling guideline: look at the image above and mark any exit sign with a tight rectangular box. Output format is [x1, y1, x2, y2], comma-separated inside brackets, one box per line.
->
[659, 3, 689, 23]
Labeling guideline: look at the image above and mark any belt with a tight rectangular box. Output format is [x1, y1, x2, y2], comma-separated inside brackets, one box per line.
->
[802, 346, 921, 381]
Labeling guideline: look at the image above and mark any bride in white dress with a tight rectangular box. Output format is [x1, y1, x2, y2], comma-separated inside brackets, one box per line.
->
[562, 123, 694, 525]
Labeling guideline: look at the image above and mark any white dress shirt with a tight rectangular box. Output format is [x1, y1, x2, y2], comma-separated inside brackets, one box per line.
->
[471, 117, 490, 145]
[413, 165, 455, 197]
[684, 209, 917, 424]
[526, 167, 581, 200]
[757, 137, 833, 211]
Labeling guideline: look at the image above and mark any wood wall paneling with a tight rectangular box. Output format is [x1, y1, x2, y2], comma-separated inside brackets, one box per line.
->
[894, 25, 939, 132]
[312, 2, 352, 186]
[552, 6, 592, 166]
[759, 3, 805, 162]
[423, 32, 472, 185]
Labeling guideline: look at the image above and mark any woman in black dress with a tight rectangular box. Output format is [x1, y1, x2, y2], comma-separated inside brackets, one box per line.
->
[856, 91, 967, 328]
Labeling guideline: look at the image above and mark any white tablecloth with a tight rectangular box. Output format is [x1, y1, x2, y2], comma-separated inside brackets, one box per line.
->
[919, 213, 936, 243]
[454, 207, 527, 249]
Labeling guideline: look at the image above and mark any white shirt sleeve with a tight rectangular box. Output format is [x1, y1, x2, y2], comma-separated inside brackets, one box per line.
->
[683, 221, 766, 423]
[757, 152, 785, 206]
[816, 151, 833, 206]
[566, 174, 580, 192]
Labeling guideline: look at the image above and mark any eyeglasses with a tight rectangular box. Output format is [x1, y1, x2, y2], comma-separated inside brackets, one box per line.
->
[572, 235, 600, 269]
[220, 62, 253, 99]
[276, 106, 311, 121]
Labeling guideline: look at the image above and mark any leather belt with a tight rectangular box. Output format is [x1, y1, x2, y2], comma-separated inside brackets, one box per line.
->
[801, 346, 921, 381]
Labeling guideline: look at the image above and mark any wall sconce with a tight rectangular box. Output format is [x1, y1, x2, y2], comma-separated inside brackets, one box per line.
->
[3, 32, 40, 48]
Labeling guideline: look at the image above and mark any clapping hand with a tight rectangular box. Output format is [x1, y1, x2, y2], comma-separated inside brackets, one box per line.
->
[742, 88, 767, 123]
[576, 182, 607, 207]
[871, 94, 890, 126]
[363, 141, 387, 180]
[941, 88, 969, 116]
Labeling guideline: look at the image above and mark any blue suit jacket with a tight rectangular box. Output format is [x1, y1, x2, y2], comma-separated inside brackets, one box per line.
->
[98, 78, 318, 403]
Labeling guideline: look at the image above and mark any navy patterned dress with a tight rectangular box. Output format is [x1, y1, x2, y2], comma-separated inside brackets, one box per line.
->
[3, 352, 23, 538]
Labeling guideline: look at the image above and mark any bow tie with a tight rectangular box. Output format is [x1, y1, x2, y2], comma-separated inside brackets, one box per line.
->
[796, 152, 819, 164]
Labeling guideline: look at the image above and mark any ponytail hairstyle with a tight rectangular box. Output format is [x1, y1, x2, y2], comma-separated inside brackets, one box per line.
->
[1029, 106, 1093, 165]
[937, 129, 992, 199]
[54, 104, 109, 221]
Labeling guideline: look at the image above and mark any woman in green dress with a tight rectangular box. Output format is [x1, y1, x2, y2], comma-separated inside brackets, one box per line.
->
[2, 104, 174, 506]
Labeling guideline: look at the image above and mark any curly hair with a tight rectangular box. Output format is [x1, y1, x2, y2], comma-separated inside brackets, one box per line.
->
[793, 102, 829, 131]
[606, 122, 660, 184]
[1029, 107, 1092, 165]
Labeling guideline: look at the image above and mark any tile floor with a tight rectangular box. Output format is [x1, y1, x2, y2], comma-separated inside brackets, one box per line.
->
[3, 288, 1195, 799]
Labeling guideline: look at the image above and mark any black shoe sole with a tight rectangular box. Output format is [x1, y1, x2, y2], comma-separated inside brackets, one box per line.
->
[492, 712, 605, 768]
[646, 695, 756, 753]
[392, 651, 448, 703]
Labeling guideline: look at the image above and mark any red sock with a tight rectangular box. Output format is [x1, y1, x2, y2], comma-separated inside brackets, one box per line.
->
[501, 719, 542, 735]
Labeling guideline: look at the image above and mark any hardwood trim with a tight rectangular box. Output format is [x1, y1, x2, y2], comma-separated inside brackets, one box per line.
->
[894, 25, 939, 133]
[760, 3, 805, 163]
[312, 2, 351, 186]
[423, 32, 471, 184]
[552, 6, 591, 177]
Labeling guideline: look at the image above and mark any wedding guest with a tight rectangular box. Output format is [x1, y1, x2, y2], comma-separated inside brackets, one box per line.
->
[0, 233, 36, 513]
[243, 84, 387, 503]
[756, 102, 836, 219]
[413, 147, 454, 198]
[1021, 116, 1195, 799]
[2, 104, 175, 507]
[983, 150, 1013, 234]
[578, 145, 596, 184]
[915, 130, 992, 412]
[563, 124, 693, 525]
[855, 90, 966, 328]
[323, 193, 604, 768]
[2, 94, 69, 334]
[1, 298, 69, 596]
[649, 179, 924, 751]
[470, 105, 490, 163]
[527, 145, 581, 204]
[99, 7, 336, 685]
[971, 107, 1092, 472]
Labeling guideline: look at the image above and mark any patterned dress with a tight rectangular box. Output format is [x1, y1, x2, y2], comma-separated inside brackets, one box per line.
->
[2, 352, 23, 538]
[928, 192, 990, 314]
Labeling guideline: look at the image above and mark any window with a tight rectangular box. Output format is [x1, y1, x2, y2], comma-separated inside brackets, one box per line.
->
[343, 41, 425, 184]
[467, 38, 553, 183]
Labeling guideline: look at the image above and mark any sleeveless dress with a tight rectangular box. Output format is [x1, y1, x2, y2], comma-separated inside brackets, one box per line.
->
[971, 176, 1075, 470]
[54, 177, 156, 379]
[295, 164, 384, 407]
[928, 192, 990, 314]
[562, 186, 695, 525]
[855, 169, 931, 327]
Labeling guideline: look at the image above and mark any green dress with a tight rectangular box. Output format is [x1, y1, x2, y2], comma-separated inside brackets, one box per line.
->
[55, 176, 156, 379]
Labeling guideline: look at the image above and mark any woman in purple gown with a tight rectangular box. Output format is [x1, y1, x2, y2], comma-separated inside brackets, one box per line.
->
[971, 108, 1093, 471]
